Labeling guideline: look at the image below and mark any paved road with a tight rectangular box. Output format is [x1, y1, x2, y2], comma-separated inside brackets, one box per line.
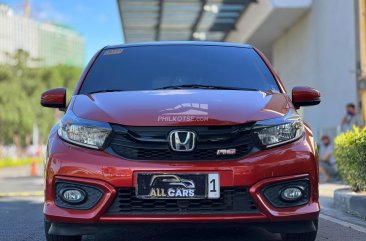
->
[0, 176, 365, 241]
[0, 176, 44, 194]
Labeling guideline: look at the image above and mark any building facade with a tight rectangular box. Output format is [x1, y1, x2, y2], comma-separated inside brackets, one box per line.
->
[226, 0, 362, 138]
[0, 4, 84, 67]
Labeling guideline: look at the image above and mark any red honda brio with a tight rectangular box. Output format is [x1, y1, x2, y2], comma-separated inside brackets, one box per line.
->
[41, 42, 321, 241]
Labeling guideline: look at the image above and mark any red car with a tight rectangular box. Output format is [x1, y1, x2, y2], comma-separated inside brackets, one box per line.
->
[41, 42, 321, 241]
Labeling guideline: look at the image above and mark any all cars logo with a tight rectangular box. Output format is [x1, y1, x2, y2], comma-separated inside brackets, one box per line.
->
[158, 103, 209, 122]
[148, 175, 196, 198]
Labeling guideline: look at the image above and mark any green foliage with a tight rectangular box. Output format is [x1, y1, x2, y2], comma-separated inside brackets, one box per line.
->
[0, 49, 83, 145]
[334, 127, 366, 192]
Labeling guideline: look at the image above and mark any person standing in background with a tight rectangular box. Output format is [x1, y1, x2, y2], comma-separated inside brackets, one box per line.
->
[340, 103, 364, 132]
[318, 135, 338, 183]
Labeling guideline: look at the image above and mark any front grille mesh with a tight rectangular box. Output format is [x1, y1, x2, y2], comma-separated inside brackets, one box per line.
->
[106, 124, 255, 161]
[106, 188, 259, 215]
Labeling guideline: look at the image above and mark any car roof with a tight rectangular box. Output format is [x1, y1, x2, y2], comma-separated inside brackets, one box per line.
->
[104, 41, 253, 49]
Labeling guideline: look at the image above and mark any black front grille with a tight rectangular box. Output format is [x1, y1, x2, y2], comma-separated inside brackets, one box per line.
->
[106, 188, 259, 215]
[106, 124, 256, 160]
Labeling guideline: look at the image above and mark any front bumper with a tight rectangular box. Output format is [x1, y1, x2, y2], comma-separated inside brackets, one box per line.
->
[48, 220, 318, 236]
[44, 135, 320, 228]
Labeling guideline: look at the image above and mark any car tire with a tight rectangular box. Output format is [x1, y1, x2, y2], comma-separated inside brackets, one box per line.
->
[281, 220, 318, 241]
[44, 221, 82, 241]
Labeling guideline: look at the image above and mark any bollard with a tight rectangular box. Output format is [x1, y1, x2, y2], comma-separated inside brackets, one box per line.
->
[31, 159, 37, 176]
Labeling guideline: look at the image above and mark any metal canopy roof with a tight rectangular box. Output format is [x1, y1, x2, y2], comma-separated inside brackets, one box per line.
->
[117, 0, 255, 43]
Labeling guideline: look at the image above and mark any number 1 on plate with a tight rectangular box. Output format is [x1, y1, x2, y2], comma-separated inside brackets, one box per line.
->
[207, 174, 220, 199]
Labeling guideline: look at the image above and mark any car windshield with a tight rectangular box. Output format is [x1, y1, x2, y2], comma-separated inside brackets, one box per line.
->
[79, 45, 280, 94]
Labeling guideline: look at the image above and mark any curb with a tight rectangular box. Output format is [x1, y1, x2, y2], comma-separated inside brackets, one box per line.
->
[0, 191, 44, 197]
[334, 188, 366, 219]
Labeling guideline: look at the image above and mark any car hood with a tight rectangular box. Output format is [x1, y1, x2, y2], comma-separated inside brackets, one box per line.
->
[71, 90, 291, 126]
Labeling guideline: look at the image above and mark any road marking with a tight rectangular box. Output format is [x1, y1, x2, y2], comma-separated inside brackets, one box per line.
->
[320, 214, 366, 234]
[0, 191, 43, 197]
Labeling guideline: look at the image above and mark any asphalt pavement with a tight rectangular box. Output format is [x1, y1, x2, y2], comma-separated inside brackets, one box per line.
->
[0, 167, 365, 241]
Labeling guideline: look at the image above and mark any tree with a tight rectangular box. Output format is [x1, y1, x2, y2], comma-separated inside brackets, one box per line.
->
[0, 49, 82, 147]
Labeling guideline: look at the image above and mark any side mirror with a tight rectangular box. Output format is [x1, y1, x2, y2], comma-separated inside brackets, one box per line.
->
[40, 88, 66, 110]
[292, 86, 321, 108]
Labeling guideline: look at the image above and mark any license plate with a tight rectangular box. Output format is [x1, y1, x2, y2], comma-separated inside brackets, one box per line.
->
[136, 173, 220, 199]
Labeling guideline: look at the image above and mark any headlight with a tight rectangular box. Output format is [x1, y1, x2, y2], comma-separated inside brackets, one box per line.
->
[254, 110, 304, 148]
[58, 111, 112, 149]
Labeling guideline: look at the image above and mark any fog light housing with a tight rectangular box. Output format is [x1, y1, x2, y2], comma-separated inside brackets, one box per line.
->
[60, 188, 86, 204]
[280, 187, 303, 201]
[262, 179, 309, 208]
[55, 181, 103, 210]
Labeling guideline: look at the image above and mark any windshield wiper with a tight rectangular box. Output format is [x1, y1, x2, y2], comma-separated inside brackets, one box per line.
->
[154, 84, 258, 91]
[88, 89, 125, 94]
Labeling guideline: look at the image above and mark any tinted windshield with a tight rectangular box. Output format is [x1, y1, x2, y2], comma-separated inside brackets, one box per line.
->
[79, 45, 280, 94]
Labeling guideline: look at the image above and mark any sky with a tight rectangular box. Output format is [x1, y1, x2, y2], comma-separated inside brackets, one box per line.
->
[2, 0, 124, 64]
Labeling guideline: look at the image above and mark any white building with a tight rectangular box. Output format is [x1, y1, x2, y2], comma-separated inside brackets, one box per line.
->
[225, 0, 363, 138]
[0, 4, 85, 67]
